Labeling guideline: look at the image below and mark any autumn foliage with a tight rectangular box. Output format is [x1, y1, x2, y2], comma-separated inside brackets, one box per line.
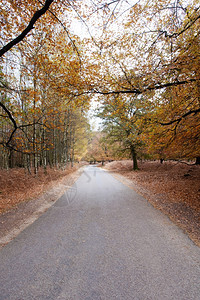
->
[0, 0, 200, 172]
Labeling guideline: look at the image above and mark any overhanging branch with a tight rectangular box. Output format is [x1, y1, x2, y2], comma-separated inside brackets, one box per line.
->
[0, 0, 54, 57]
[75, 78, 199, 97]
[0, 102, 17, 129]
[160, 108, 200, 126]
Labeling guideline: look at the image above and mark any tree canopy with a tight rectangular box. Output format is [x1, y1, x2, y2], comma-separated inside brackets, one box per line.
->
[0, 0, 199, 171]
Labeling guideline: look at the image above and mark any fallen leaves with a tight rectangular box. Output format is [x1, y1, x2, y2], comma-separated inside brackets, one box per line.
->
[0, 163, 85, 214]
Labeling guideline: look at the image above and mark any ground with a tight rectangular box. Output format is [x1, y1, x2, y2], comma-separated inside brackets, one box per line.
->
[0, 163, 88, 214]
[0, 163, 85, 247]
[104, 160, 200, 246]
[0, 160, 199, 247]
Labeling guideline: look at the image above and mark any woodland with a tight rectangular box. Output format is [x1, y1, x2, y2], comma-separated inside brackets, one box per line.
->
[0, 0, 200, 172]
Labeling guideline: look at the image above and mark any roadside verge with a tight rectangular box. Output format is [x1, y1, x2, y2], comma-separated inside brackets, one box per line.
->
[0, 166, 84, 248]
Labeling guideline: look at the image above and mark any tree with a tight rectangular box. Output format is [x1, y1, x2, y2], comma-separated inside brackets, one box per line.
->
[1, 0, 200, 170]
[85, 132, 108, 164]
[97, 93, 151, 169]
[83, 0, 200, 164]
[145, 82, 200, 163]
[0, 0, 54, 58]
[0, 13, 91, 171]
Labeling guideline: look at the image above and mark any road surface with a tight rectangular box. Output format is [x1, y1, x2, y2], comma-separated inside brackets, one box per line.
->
[0, 166, 200, 300]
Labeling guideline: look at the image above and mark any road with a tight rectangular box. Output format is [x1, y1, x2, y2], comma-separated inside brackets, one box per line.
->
[0, 166, 200, 300]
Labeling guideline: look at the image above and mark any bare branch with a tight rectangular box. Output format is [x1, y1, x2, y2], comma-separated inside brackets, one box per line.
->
[0, 0, 54, 57]
[160, 108, 200, 126]
[75, 78, 198, 97]
[0, 102, 17, 129]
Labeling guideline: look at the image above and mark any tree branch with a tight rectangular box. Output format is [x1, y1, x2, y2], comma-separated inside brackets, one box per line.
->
[160, 108, 200, 125]
[0, 0, 54, 57]
[0, 102, 17, 129]
[76, 78, 198, 97]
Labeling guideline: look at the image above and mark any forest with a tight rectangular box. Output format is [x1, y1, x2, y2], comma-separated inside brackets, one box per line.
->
[0, 0, 200, 172]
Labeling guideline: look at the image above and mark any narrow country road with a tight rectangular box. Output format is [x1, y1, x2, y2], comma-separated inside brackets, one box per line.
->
[0, 166, 200, 300]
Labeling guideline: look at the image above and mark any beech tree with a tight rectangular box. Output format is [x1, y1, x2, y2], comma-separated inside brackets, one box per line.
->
[84, 0, 200, 164]
[97, 93, 151, 169]
[0, 0, 126, 171]
[0, 6, 91, 172]
[1, 0, 200, 170]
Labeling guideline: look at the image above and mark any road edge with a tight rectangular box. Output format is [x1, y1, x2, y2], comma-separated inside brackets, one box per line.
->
[0, 166, 85, 249]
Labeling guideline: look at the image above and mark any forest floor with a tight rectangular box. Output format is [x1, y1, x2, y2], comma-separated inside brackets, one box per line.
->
[0, 163, 86, 247]
[0, 163, 86, 214]
[104, 160, 200, 247]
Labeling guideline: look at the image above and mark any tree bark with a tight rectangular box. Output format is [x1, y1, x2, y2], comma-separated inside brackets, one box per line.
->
[8, 149, 13, 168]
[0, 0, 54, 57]
[131, 145, 138, 170]
[195, 156, 200, 165]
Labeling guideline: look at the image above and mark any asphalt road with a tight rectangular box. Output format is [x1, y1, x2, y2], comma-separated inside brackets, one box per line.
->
[0, 166, 200, 300]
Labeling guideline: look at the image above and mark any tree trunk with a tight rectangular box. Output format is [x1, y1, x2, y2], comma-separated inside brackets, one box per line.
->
[33, 64, 38, 175]
[70, 127, 75, 168]
[131, 145, 138, 170]
[8, 149, 13, 168]
[42, 128, 47, 174]
[195, 156, 200, 165]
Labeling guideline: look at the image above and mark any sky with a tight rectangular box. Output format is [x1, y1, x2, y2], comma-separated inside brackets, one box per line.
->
[69, 1, 139, 131]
